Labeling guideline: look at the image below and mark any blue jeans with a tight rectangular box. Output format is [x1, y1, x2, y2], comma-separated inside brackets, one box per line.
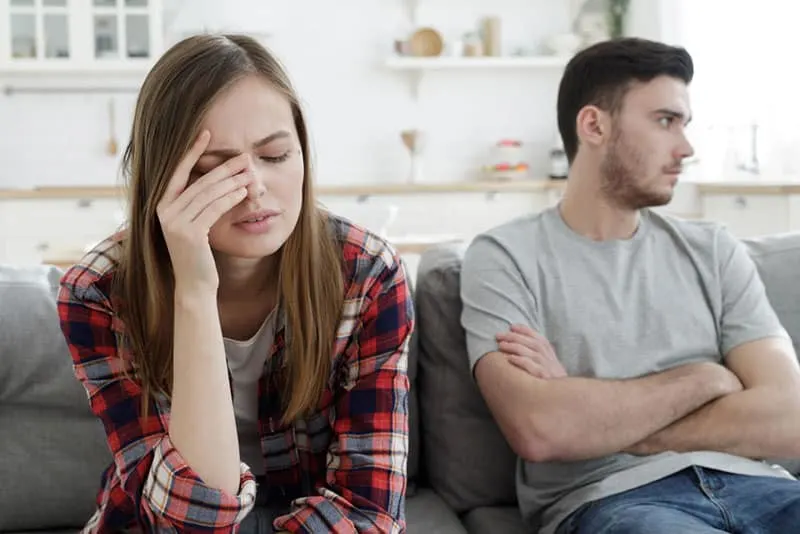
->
[557, 466, 800, 534]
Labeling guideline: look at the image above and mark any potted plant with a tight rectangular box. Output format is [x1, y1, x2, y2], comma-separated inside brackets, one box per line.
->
[608, 0, 631, 39]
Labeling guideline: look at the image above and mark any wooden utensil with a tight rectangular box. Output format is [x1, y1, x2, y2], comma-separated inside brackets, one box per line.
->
[106, 97, 118, 156]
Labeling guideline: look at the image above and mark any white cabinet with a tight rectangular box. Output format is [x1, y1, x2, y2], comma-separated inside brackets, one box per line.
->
[319, 191, 547, 242]
[790, 195, 800, 233]
[700, 194, 791, 238]
[0, 0, 162, 75]
[0, 197, 126, 265]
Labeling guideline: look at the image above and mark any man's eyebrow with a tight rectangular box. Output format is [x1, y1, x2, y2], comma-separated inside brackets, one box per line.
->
[202, 130, 291, 157]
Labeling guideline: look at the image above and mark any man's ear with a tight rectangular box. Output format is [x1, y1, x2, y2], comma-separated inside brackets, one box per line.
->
[575, 105, 611, 149]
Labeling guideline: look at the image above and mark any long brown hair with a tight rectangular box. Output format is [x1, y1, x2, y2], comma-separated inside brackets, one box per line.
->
[115, 34, 343, 424]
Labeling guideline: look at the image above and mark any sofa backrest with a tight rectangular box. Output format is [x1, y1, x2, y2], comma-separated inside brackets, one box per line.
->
[0, 265, 112, 532]
[412, 232, 800, 514]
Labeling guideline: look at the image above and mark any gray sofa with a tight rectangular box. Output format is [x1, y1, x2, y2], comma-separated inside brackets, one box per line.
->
[2, 231, 799, 533]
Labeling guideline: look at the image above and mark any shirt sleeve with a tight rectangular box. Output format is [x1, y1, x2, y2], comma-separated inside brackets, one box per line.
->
[460, 233, 540, 373]
[717, 227, 790, 356]
[57, 268, 257, 532]
[274, 252, 414, 534]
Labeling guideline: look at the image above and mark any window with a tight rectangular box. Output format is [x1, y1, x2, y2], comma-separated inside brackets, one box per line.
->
[670, 1, 800, 179]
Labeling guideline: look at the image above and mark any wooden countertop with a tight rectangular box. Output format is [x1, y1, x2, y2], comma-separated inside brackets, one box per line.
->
[694, 182, 800, 195]
[3, 179, 800, 200]
[0, 180, 566, 200]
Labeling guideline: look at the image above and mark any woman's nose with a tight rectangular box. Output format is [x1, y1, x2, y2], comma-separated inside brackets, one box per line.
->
[246, 178, 266, 200]
[244, 157, 266, 199]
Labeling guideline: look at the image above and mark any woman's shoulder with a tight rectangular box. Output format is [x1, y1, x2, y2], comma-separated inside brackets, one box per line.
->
[326, 212, 406, 289]
[58, 231, 126, 311]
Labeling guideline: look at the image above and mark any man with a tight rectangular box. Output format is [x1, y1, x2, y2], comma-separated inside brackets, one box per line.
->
[460, 37, 800, 534]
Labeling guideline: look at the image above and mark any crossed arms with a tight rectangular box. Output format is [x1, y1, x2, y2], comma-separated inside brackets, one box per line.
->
[475, 332, 800, 463]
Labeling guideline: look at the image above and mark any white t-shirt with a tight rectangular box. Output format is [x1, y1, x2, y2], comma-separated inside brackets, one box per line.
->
[223, 308, 277, 476]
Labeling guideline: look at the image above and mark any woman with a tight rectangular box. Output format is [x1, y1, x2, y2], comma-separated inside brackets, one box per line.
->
[57, 33, 413, 534]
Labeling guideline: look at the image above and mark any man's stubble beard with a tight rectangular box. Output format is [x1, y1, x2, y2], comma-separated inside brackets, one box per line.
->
[599, 129, 673, 211]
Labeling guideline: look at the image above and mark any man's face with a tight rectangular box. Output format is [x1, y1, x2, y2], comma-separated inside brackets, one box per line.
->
[600, 76, 695, 210]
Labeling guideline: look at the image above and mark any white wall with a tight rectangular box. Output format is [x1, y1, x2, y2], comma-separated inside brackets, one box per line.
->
[0, 0, 665, 190]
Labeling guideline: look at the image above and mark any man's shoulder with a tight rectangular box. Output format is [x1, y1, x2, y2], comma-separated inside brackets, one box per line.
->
[483, 210, 549, 240]
[465, 211, 550, 259]
[647, 209, 734, 257]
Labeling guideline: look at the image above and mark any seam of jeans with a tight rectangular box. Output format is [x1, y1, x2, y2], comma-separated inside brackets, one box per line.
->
[694, 467, 735, 531]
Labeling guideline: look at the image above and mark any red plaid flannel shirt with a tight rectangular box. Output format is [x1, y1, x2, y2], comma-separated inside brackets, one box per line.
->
[57, 214, 413, 533]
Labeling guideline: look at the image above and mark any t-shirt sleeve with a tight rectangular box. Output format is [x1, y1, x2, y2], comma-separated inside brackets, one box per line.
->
[717, 227, 790, 356]
[460, 233, 539, 373]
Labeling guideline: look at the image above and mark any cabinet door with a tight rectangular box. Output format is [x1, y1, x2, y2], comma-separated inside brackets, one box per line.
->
[2, 0, 72, 63]
[701, 194, 790, 238]
[0, 198, 126, 264]
[319, 192, 547, 242]
[89, 0, 156, 61]
[789, 195, 800, 233]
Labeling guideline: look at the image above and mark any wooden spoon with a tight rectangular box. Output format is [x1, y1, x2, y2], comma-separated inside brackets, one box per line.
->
[106, 97, 118, 156]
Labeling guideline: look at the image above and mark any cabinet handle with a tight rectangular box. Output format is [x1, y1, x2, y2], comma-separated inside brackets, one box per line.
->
[77, 198, 93, 208]
[36, 242, 50, 252]
[734, 196, 747, 208]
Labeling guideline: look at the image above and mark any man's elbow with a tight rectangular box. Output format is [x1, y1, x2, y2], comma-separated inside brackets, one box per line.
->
[506, 415, 568, 463]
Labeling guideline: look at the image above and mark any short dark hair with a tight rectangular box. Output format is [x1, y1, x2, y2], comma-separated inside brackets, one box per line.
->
[556, 37, 694, 163]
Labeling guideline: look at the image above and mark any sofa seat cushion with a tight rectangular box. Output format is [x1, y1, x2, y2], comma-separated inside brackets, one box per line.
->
[406, 488, 468, 534]
[462, 506, 527, 534]
[0, 265, 110, 531]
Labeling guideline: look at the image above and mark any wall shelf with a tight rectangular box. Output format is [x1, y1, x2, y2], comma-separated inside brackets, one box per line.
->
[385, 55, 570, 70]
[385, 54, 569, 99]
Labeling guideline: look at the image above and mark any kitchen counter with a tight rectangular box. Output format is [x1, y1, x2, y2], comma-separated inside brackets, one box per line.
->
[3, 179, 800, 200]
[0, 180, 567, 200]
[694, 182, 800, 195]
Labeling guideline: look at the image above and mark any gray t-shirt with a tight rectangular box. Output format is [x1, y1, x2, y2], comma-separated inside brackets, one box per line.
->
[460, 206, 793, 534]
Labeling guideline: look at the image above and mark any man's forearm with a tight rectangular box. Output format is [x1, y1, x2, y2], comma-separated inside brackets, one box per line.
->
[532, 362, 737, 461]
[628, 387, 800, 459]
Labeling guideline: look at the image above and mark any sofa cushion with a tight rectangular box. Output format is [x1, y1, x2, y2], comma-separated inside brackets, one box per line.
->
[0, 265, 110, 531]
[462, 506, 526, 534]
[415, 244, 517, 513]
[407, 324, 421, 493]
[743, 232, 800, 355]
[406, 488, 468, 534]
[402, 258, 420, 494]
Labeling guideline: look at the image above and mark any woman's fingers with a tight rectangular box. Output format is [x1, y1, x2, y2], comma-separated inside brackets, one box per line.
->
[160, 130, 211, 207]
